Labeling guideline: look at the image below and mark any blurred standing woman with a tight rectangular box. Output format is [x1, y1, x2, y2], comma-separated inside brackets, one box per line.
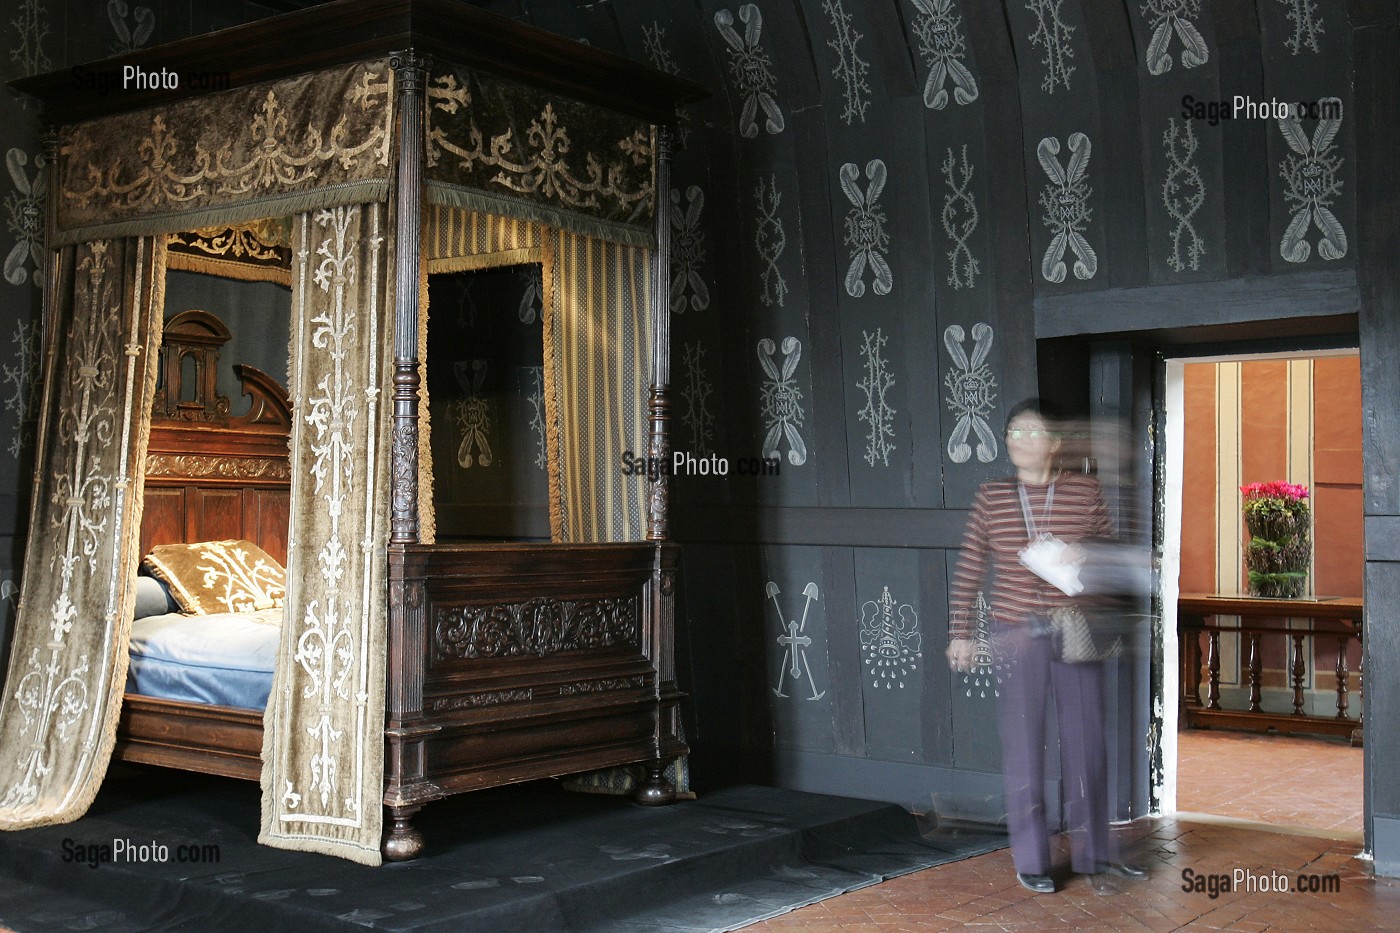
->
[945, 399, 1143, 894]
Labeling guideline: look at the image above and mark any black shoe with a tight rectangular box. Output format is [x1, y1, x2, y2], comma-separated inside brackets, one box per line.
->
[1098, 862, 1149, 880]
[1017, 872, 1055, 893]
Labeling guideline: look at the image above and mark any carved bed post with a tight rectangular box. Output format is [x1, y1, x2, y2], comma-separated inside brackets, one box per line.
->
[383, 49, 441, 861]
[646, 126, 672, 545]
[636, 127, 681, 806]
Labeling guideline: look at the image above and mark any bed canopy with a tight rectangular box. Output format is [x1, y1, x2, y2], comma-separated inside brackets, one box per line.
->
[2, 0, 704, 865]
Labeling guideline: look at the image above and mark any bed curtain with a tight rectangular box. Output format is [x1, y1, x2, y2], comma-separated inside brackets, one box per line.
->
[420, 203, 652, 544]
[259, 203, 394, 865]
[0, 236, 166, 828]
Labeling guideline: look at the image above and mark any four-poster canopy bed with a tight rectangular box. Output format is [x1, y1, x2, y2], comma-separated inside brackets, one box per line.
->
[2, 0, 705, 865]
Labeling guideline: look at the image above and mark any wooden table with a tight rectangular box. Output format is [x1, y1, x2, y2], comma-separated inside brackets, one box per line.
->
[1178, 593, 1363, 745]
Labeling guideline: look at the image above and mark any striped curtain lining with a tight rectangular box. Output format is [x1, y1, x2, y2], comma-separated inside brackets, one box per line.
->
[423, 205, 650, 544]
[550, 229, 651, 543]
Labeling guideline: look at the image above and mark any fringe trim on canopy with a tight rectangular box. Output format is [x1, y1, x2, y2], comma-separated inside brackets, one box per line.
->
[166, 249, 293, 287]
[541, 231, 564, 541]
[424, 248, 540, 274]
[51, 181, 391, 248]
[417, 257, 436, 544]
[427, 181, 655, 250]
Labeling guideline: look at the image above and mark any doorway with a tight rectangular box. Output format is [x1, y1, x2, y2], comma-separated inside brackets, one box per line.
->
[1158, 349, 1364, 837]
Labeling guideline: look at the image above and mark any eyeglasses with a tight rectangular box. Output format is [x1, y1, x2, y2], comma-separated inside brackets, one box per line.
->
[1006, 429, 1053, 440]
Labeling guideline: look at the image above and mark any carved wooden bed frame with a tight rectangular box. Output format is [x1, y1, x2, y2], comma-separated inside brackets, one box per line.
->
[118, 303, 686, 861]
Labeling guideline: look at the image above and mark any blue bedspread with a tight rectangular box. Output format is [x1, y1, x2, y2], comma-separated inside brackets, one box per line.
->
[126, 610, 281, 710]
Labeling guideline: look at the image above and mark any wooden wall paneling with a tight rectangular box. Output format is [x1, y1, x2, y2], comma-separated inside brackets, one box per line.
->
[188, 486, 245, 543]
[823, 546, 862, 760]
[853, 547, 924, 761]
[1122, 0, 1228, 284]
[139, 487, 187, 558]
[1257, 0, 1356, 279]
[675, 544, 744, 784]
[1211, 4, 1271, 278]
[1079, 0, 1149, 291]
[761, 544, 836, 756]
[1347, 0, 1399, 872]
[976, 46, 1038, 486]
[1003, 0, 1108, 302]
[246, 487, 291, 566]
[918, 546, 952, 767]
[825, 103, 935, 508]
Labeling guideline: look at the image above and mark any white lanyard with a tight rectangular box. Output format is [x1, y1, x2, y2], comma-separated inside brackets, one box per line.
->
[1018, 481, 1055, 540]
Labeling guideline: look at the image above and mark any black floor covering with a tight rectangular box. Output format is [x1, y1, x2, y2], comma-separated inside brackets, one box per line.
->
[0, 766, 1004, 932]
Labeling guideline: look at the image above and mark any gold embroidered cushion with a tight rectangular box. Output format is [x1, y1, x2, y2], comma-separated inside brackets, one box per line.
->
[141, 539, 286, 614]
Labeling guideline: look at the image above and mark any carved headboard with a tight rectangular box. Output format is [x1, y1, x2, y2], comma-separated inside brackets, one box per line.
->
[141, 310, 293, 564]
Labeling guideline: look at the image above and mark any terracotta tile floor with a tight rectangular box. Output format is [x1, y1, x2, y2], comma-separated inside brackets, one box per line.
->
[1175, 728, 1363, 836]
[745, 817, 1396, 932]
[745, 729, 1384, 931]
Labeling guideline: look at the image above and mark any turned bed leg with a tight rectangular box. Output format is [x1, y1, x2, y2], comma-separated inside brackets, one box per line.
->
[383, 805, 426, 861]
[632, 761, 676, 806]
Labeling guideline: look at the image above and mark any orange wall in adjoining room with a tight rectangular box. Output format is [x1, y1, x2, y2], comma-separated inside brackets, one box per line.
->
[1179, 356, 1363, 599]
[1180, 365, 1218, 594]
[1312, 356, 1364, 597]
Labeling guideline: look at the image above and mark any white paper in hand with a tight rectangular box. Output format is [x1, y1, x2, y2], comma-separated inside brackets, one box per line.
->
[1018, 534, 1084, 597]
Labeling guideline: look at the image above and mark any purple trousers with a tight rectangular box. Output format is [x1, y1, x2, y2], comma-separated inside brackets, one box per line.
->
[995, 622, 1110, 875]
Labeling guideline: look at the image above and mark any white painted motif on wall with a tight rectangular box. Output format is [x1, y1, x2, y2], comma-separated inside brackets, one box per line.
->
[516, 265, 542, 324]
[1140, 0, 1209, 75]
[680, 341, 716, 458]
[840, 159, 892, 298]
[5, 149, 45, 287]
[9, 0, 51, 78]
[670, 186, 711, 314]
[1279, 98, 1346, 262]
[108, 0, 154, 55]
[909, 0, 979, 109]
[857, 328, 896, 468]
[962, 591, 1015, 698]
[822, 0, 871, 125]
[1162, 118, 1206, 272]
[941, 145, 980, 290]
[943, 323, 998, 464]
[1025, 0, 1076, 94]
[860, 586, 922, 689]
[4, 318, 42, 458]
[769, 581, 825, 700]
[1037, 133, 1098, 282]
[754, 175, 789, 308]
[641, 23, 693, 148]
[526, 366, 547, 470]
[715, 4, 786, 138]
[758, 336, 808, 466]
[453, 360, 494, 468]
[1276, 0, 1323, 56]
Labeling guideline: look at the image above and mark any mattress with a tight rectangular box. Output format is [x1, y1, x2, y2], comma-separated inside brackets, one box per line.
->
[126, 609, 281, 710]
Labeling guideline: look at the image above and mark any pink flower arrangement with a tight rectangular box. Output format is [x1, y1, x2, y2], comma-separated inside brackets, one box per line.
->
[1240, 481, 1309, 505]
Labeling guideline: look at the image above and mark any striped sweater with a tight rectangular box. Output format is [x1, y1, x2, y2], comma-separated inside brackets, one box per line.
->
[948, 472, 1111, 639]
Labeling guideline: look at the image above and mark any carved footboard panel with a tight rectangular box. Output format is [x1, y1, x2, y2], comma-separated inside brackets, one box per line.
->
[383, 541, 685, 857]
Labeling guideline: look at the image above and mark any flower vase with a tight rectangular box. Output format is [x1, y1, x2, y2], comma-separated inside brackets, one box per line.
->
[1244, 509, 1311, 598]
